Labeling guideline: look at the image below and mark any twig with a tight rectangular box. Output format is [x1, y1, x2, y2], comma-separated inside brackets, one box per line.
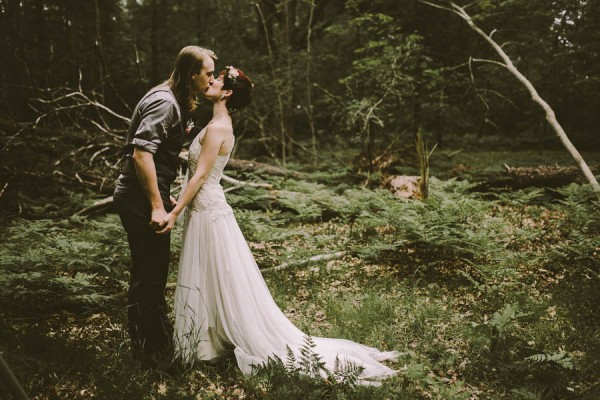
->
[90, 146, 111, 165]
[0, 182, 8, 199]
[0, 353, 29, 400]
[471, 57, 508, 69]
[1, 125, 29, 152]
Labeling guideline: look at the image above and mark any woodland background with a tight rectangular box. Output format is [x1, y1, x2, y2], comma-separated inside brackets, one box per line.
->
[2, 0, 600, 162]
[0, 0, 599, 399]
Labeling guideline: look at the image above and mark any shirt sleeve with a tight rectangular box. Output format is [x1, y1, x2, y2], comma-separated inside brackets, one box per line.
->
[132, 93, 179, 154]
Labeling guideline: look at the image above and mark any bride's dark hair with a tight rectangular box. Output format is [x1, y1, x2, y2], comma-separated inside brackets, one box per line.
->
[167, 46, 217, 112]
[221, 67, 254, 111]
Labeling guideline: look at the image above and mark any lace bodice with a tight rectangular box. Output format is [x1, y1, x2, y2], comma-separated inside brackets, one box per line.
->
[187, 128, 232, 214]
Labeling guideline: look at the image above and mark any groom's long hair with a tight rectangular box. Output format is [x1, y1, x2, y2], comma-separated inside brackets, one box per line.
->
[166, 46, 217, 112]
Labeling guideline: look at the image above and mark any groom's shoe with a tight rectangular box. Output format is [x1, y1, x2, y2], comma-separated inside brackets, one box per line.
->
[131, 343, 173, 368]
[134, 351, 173, 370]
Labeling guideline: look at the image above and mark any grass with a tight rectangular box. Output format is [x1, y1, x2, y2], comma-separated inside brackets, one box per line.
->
[1, 146, 599, 399]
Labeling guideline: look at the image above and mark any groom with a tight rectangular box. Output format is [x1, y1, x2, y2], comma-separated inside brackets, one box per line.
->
[113, 46, 216, 364]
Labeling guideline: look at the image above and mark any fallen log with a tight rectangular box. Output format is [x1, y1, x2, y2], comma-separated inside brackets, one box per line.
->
[466, 164, 600, 190]
[221, 174, 273, 191]
[501, 164, 600, 188]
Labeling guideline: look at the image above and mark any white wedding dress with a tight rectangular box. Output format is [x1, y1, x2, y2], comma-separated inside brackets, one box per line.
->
[173, 128, 398, 383]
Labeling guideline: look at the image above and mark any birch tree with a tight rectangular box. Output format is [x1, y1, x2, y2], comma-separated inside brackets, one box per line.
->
[421, 1, 599, 191]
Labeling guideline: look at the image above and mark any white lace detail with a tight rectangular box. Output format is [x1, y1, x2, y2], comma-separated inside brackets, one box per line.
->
[187, 128, 232, 218]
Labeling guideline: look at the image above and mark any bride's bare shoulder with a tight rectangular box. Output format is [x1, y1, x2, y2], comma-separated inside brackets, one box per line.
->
[204, 121, 234, 154]
[206, 121, 233, 136]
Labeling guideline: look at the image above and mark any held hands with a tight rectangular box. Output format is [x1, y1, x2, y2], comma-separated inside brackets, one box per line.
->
[150, 198, 179, 234]
[156, 212, 178, 234]
[150, 196, 179, 234]
[149, 207, 168, 232]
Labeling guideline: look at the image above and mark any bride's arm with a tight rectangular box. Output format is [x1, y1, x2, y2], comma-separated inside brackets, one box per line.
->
[156, 126, 225, 234]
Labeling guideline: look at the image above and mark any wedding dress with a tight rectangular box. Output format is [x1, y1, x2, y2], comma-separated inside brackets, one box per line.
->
[173, 127, 398, 383]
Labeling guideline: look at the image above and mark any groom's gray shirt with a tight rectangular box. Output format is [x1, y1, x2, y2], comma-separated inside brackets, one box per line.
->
[114, 85, 186, 207]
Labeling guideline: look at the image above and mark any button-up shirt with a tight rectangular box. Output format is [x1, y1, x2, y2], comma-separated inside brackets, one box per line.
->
[114, 84, 186, 207]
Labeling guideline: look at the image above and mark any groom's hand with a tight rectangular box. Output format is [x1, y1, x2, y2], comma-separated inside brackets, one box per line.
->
[156, 213, 177, 235]
[149, 207, 168, 231]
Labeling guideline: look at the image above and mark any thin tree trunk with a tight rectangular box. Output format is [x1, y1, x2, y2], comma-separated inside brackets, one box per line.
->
[94, 0, 131, 112]
[255, 2, 287, 164]
[305, 0, 317, 165]
[150, 0, 159, 85]
[421, 1, 600, 191]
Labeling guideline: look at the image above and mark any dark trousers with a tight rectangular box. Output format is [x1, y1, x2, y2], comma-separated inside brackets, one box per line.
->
[114, 194, 174, 359]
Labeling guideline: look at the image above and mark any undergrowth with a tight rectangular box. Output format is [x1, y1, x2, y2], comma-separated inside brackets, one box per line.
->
[1, 160, 599, 399]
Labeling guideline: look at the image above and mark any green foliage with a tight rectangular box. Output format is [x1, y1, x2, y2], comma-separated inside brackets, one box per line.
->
[548, 184, 600, 275]
[525, 351, 574, 370]
[349, 179, 507, 267]
[0, 215, 129, 311]
[244, 336, 376, 400]
[329, 9, 438, 160]
[325, 294, 397, 344]
[460, 297, 580, 398]
[2, 142, 600, 399]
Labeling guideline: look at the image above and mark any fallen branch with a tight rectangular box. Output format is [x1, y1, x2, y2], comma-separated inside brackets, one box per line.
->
[261, 251, 348, 274]
[72, 173, 273, 216]
[227, 158, 309, 179]
[0, 353, 29, 400]
[221, 174, 273, 189]
[0, 181, 8, 199]
[73, 196, 114, 216]
[179, 149, 308, 179]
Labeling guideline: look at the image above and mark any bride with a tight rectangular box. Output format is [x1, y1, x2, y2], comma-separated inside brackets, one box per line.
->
[159, 66, 398, 383]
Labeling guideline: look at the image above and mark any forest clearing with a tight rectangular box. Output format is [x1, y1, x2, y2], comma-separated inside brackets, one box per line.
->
[1, 1, 600, 399]
[1, 124, 598, 399]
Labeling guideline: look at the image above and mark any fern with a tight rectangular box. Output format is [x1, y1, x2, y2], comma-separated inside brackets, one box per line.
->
[298, 336, 327, 379]
[328, 356, 364, 387]
[349, 179, 508, 269]
[0, 216, 127, 310]
[285, 345, 297, 371]
[246, 336, 366, 399]
[525, 351, 574, 370]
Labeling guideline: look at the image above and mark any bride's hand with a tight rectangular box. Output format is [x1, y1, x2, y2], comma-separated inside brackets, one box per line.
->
[156, 212, 177, 234]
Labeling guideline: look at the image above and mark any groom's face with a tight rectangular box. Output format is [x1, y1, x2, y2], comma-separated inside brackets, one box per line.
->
[192, 55, 215, 94]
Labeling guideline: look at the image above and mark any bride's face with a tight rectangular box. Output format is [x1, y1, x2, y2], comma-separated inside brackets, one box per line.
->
[204, 74, 225, 100]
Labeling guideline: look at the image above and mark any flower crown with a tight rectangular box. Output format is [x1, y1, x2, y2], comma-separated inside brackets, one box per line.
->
[225, 66, 240, 86]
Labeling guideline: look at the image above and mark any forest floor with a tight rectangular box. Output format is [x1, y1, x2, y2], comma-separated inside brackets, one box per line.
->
[1, 134, 599, 399]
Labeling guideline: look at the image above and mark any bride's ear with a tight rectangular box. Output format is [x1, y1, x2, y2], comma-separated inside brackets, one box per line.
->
[222, 90, 233, 99]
